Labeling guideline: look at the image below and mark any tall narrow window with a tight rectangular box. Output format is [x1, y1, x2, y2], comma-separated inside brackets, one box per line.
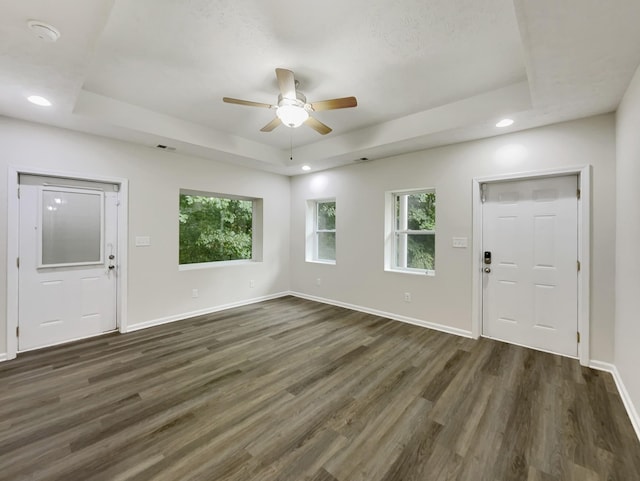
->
[389, 190, 436, 273]
[315, 200, 336, 262]
[306, 199, 336, 263]
[179, 190, 261, 265]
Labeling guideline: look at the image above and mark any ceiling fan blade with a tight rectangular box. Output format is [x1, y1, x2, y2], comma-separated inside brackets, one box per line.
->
[260, 117, 282, 132]
[310, 96, 358, 111]
[275, 68, 296, 99]
[223, 97, 275, 109]
[304, 116, 332, 135]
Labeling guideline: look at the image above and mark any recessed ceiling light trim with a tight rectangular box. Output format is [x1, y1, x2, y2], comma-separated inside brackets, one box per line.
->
[301, 165, 311, 171]
[27, 20, 61, 43]
[27, 95, 52, 107]
[496, 118, 514, 128]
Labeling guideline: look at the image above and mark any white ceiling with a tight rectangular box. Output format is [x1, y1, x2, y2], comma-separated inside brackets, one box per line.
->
[1, 0, 639, 175]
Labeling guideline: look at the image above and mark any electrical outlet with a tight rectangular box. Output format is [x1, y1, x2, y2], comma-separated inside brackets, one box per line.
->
[192, 289, 199, 298]
[316, 278, 322, 286]
[404, 292, 411, 302]
[249, 279, 255, 288]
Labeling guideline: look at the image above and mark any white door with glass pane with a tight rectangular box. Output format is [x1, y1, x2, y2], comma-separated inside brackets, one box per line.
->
[482, 175, 578, 357]
[18, 179, 118, 351]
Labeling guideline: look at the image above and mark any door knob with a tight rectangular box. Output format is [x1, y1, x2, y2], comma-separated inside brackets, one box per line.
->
[484, 267, 491, 273]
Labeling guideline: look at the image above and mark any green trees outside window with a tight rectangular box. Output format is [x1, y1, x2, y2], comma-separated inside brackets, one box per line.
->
[179, 193, 253, 264]
[316, 201, 336, 261]
[394, 191, 436, 271]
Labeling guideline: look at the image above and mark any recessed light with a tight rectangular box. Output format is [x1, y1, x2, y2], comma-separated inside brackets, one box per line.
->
[496, 118, 514, 128]
[301, 165, 311, 171]
[27, 95, 52, 107]
[27, 20, 61, 43]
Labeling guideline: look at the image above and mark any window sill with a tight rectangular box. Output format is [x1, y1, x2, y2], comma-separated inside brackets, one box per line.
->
[179, 259, 258, 271]
[306, 259, 336, 266]
[385, 268, 435, 277]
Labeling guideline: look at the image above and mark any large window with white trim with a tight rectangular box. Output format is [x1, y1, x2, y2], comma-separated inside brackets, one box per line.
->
[387, 189, 436, 274]
[179, 189, 262, 266]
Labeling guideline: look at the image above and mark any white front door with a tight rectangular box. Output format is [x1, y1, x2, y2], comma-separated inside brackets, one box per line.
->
[482, 175, 578, 357]
[18, 176, 119, 351]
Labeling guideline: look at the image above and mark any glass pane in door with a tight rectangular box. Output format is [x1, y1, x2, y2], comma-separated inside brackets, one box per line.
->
[40, 189, 103, 266]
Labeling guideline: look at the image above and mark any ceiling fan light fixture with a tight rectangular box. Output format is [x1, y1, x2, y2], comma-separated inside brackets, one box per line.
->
[276, 105, 309, 128]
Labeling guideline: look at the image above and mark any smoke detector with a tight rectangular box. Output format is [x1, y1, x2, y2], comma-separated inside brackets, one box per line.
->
[27, 20, 61, 43]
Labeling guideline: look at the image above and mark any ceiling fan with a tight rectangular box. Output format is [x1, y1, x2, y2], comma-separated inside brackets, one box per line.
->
[223, 68, 357, 135]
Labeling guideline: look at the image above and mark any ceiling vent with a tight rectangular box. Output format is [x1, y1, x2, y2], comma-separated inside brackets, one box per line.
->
[27, 20, 61, 43]
[156, 144, 176, 151]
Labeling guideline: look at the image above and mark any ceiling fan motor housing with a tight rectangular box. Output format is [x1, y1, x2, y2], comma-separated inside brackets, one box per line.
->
[277, 92, 308, 110]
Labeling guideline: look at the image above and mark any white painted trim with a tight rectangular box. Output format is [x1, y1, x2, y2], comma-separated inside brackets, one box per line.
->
[6, 165, 129, 354]
[471, 180, 482, 339]
[290, 291, 473, 339]
[0, 353, 8, 362]
[589, 361, 640, 443]
[7, 168, 19, 360]
[126, 292, 290, 332]
[588, 360, 615, 372]
[577, 167, 591, 366]
[471, 166, 591, 365]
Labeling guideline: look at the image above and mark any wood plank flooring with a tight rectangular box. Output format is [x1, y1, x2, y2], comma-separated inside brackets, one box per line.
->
[1, 296, 639, 481]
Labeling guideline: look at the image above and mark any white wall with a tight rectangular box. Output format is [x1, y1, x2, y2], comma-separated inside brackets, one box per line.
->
[290, 114, 616, 362]
[615, 66, 640, 421]
[0, 117, 290, 355]
[0, 114, 618, 366]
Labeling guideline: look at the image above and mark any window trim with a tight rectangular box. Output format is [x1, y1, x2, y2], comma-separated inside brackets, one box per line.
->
[385, 188, 436, 276]
[305, 198, 336, 265]
[178, 189, 263, 268]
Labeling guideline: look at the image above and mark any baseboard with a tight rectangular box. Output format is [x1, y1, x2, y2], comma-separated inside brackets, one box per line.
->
[0, 353, 8, 362]
[126, 292, 290, 332]
[588, 360, 615, 372]
[289, 291, 473, 339]
[589, 360, 640, 442]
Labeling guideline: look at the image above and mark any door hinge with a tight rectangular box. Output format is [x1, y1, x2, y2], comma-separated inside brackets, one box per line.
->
[577, 260, 581, 272]
[17, 186, 20, 199]
[577, 331, 580, 343]
[16, 326, 19, 337]
[577, 189, 581, 200]
[16, 257, 19, 268]
[481, 183, 487, 203]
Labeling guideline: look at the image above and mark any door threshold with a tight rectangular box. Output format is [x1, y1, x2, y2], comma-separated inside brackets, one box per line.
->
[481, 334, 579, 360]
[17, 330, 119, 355]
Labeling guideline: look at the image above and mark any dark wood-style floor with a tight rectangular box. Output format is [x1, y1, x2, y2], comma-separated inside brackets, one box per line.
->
[1, 297, 639, 481]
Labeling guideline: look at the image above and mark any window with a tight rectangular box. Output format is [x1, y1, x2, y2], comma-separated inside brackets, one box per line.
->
[179, 190, 262, 266]
[386, 189, 436, 274]
[40, 187, 104, 267]
[306, 199, 336, 263]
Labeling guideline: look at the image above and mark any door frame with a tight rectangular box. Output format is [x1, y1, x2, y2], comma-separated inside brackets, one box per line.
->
[471, 165, 591, 365]
[6, 165, 129, 360]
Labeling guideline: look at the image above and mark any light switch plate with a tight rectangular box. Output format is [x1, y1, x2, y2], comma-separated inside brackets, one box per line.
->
[452, 237, 468, 248]
[135, 236, 151, 247]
